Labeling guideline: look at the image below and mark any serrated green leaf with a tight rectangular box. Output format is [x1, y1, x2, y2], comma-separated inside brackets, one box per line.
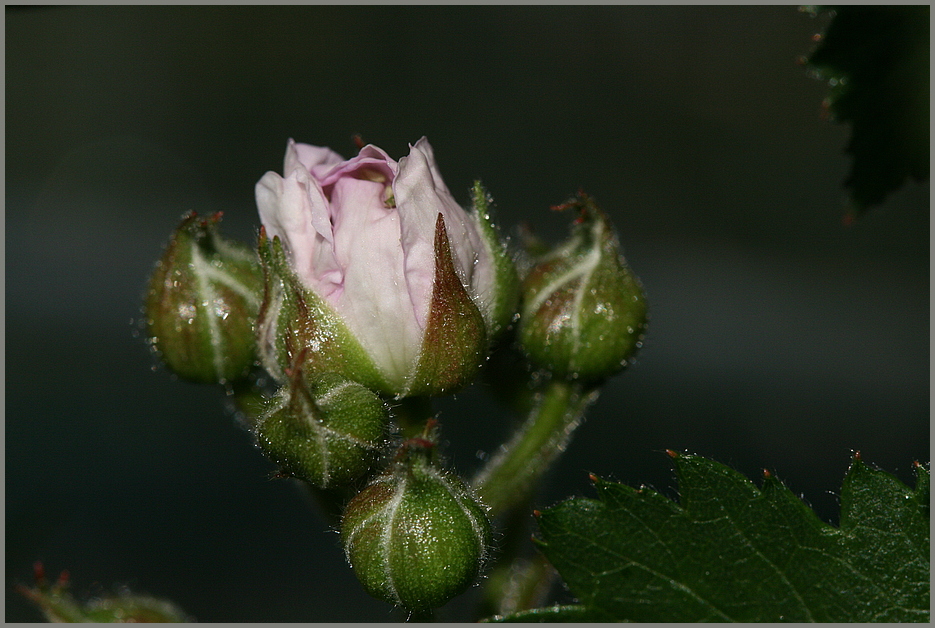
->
[805, 6, 929, 212]
[499, 453, 929, 622]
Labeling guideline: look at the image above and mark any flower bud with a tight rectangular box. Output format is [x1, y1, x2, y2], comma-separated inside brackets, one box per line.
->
[145, 212, 262, 384]
[518, 194, 647, 381]
[254, 138, 519, 398]
[256, 366, 389, 488]
[341, 438, 491, 611]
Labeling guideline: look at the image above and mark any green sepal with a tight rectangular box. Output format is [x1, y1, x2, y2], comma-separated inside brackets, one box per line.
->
[255, 229, 389, 393]
[518, 194, 647, 381]
[405, 214, 488, 397]
[256, 368, 389, 488]
[145, 211, 262, 384]
[341, 438, 492, 612]
[470, 181, 520, 342]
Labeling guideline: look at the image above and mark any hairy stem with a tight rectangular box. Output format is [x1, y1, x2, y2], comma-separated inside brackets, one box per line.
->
[475, 500, 556, 619]
[471, 378, 599, 519]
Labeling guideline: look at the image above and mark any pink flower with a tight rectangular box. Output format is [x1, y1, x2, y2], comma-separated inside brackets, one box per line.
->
[255, 138, 515, 397]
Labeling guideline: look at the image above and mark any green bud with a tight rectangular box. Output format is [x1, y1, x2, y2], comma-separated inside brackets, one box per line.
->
[256, 366, 389, 488]
[518, 194, 647, 381]
[145, 212, 262, 384]
[341, 438, 491, 612]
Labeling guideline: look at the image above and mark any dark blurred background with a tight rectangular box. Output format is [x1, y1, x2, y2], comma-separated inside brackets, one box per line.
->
[6, 6, 928, 622]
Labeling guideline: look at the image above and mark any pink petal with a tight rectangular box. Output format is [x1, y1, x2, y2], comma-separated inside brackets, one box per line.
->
[285, 139, 345, 180]
[318, 144, 398, 190]
[395, 141, 488, 326]
[255, 169, 342, 299]
[328, 176, 422, 382]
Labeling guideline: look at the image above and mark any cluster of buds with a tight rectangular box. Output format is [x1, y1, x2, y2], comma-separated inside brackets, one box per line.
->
[144, 137, 647, 613]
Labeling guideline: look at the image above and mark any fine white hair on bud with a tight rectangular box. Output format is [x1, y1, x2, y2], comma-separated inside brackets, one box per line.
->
[340, 438, 491, 612]
[255, 368, 389, 488]
[146, 212, 262, 384]
[518, 193, 648, 381]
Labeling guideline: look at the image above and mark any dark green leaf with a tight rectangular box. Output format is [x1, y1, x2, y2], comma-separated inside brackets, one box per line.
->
[494, 453, 929, 622]
[805, 6, 929, 213]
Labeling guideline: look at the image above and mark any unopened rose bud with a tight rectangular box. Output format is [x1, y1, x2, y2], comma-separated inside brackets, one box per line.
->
[256, 367, 389, 488]
[518, 194, 647, 381]
[254, 138, 518, 398]
[341, 437, 491, 611]
[145, 212, 262, 384]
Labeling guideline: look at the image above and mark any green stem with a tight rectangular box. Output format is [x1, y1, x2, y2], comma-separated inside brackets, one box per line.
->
[471, 379, 598, 519]
[475, 501, 556, 619]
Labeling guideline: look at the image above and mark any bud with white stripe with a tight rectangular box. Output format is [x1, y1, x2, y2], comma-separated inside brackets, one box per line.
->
[518, 193, 648, 381]
[256, 366, 389, 488]
[145, 212, 262, 384]
[341, 434, 490, 612]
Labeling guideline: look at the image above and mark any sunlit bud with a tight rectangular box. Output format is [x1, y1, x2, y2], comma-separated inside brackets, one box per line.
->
[254, 139, 519, 398]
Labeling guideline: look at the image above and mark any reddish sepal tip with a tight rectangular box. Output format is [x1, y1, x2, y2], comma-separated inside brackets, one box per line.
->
[588, 473, 599, 484]
[853, 450, 862, 461]
[532, 510, 542, 518]
[665, 449, 679, 459]
[33, 561, 46, 585]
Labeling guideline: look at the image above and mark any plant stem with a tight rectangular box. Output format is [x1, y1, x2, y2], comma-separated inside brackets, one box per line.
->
[475, 500, 556, 619]
[471, 378, 599, 519]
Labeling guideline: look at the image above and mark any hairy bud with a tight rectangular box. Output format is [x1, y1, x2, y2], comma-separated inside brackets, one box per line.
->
[145, 212, 262, 384]
[341, 437, 491, 611]
[518, 194, 647, 381]
[256, 367, 389, 488]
